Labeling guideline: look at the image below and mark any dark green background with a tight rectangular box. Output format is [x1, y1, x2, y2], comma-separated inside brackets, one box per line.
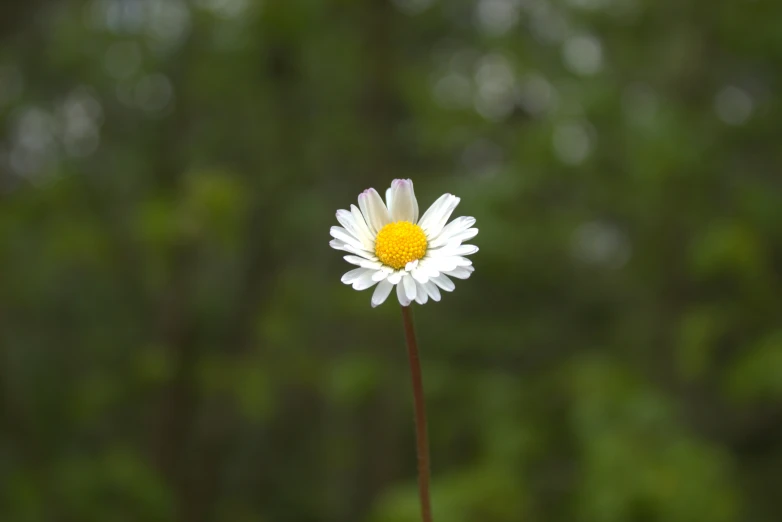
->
[1, 0, 781, 521]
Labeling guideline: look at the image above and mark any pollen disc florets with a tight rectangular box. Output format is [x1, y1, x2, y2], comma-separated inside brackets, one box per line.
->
[374, 221, 428, 270]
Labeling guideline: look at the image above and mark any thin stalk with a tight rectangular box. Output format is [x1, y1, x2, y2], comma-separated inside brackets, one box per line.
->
[401, 305, 432, 522]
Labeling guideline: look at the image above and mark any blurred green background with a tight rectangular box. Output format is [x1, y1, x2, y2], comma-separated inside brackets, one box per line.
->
[1, 0, 782, 521]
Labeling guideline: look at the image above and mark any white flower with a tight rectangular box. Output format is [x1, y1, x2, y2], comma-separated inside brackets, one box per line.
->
[330, 179, 479, 307]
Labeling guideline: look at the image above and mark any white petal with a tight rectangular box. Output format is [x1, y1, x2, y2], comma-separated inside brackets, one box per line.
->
[387, 271, 403, 285]
[402, 274, 417, 301]
[428, 216, 476, 247]
[358, 188, 391, 235]
[343, 255, 364, 266]
[342, 267, 371, 284]
[418, 194, 450, 230]
[426, 242, 478, 259]
[386, 187, 393, 210]
[397, 280, 412, 306]
[330, 226, 369, 252]
[372, 269, 389, 282]
[339, 242, 379, 260]
[424, 281, 441, 302]
[352, 270, 380, 291]
[452, 244, 478, 256]
[426, 238, 463, 257]
[405, 259, 419, 272]
[431, 274, 455, 292]
[388, 179, 419, 223]
[350, 205, 376, 244]
[361, 259, 383, 269]
[371, 280, 394, 307]
[453, 256, 473, 267]
[329, 239, 349, 252]
[336, 209, 374, 250]
[417, 259, 441, 279]
[445, 267, 473, 279]
[414, 280, 429, 305]
[428, 196, 461, 238]
[419, 194, 460, 238]
[426, 256, 459, 273]
[449, 228, 479, 244]
[344, 255, 382, 269]
[411, 266, 430, 284]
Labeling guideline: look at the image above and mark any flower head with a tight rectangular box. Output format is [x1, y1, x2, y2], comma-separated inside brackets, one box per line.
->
[330, 179, 478, 307]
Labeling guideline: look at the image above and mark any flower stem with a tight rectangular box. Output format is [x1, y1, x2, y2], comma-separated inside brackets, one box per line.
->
[400, 304, 433, 522]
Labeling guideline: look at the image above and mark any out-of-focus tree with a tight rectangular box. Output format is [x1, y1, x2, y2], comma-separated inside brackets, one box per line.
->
[1, 0, 781, 521]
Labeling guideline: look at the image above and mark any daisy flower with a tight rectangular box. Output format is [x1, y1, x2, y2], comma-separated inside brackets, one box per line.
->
[330, 179, 478, 307]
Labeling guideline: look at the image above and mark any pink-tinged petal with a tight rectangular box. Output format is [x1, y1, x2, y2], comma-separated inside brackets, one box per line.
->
[388, 179, 419, 223]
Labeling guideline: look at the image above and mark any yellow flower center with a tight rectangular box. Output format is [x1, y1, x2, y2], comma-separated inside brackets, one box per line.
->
[374, 221, 428, 270]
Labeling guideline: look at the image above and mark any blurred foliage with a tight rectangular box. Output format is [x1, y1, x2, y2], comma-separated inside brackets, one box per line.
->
[1, 0, 782, 521]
